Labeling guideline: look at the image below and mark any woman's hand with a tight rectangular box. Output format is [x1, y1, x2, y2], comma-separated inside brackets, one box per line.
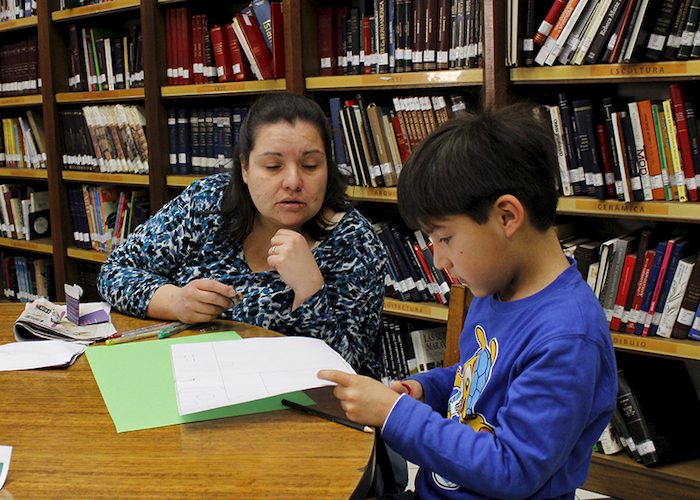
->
[268, 228, 324, 309]
[147, 280, 242, 323]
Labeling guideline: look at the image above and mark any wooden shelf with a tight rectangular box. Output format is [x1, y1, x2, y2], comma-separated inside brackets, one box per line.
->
[585, 453, 700, 500]
[346, 186, 397, 202]
[66, 246, 108, 263]
[55, 88, 145, 103]
[0, 168, 48, 179]
[511, 60, 700, 84]
[383, 297, 448, 323]
[167, 175, 205, 188]
[0, 15, 37, 32]
[161, 80, 287, 98]
[51, 0, 140, 21]
[0, 237, 53, 255]
[62, 170, 150, 185]
[611, 333, 700, 361]
[0, 94, 42, 108]
[556, 197, 700, 223]
[306, 69, 483, 90]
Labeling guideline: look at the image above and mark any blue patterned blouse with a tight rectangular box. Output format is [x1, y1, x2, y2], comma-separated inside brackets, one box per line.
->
[97, 174, 388, 375]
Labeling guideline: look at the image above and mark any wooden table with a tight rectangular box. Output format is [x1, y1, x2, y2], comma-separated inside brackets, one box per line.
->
[0, 304, 375, 499]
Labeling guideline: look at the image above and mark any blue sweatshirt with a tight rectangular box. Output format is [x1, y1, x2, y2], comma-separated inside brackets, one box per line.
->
[382, 259, 617, 500]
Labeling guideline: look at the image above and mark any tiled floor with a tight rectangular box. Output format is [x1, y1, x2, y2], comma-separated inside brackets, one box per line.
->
[405, 463, 617, 499]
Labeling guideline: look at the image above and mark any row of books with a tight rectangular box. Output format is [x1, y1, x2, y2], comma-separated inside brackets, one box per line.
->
[0, 184, 50, 241]
[510, 0, 700, 67]
[601, 354, 700, 467]
[166, 1, 284, 85]
[375, 221, 455, 306]
[329, 93, 468, 188]
[67, 23, 143, 92]
[0, 110, 46, 170]
[59, 105, 149, 174]
[546, 83, 700, 203]
[168, 106, 248, 176]
[0, 37, 40, 97]
[319, 0, 483, 76]
[60, 0, 114, 9]
[67, 186, 150, 254]
[564, 227, 700, 341]
[379, 315, 448, 384]
[0, 0, 35, 22]
[1, 253, 54, 304]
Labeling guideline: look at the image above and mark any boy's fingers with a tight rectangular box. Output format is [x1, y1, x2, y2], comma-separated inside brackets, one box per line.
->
[318, 369, 353, 386]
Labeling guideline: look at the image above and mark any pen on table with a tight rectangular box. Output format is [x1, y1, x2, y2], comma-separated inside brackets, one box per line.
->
[158, 323, 194, 339]
[281, 398, 374, 434]
[107, 321, 180, 340]
[105, 329, 163, 345]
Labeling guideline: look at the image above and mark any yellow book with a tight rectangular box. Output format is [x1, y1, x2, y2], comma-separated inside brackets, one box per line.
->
[662, 99, 689, 202]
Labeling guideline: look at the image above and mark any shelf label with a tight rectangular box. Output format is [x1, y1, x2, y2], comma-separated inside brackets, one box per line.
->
[366, 187, 397, 198]
[590, 62, 688, 77]
[384, 300, 432, 317]
[574, 199, 669, 216]
[611, 334, 677, 355]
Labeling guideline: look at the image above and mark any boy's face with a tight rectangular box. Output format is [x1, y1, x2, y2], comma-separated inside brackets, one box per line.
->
[428, 212, 511, 299]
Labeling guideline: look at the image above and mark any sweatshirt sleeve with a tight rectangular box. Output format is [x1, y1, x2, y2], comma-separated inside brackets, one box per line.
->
[97, 178, 220, 318]
[381, 335, 615, 500]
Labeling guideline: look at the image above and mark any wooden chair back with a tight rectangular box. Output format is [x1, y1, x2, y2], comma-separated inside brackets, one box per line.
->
[444, 284, 473, 367]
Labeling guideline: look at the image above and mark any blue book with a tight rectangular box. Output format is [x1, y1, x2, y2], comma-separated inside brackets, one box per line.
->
[189, 109, 201, 175]
[328, 97, 351, 183]
[195, 109, 206, 175]
[204, 108, 215, 175]
[167, 108, 178, 175]
[221, 107, 233, 173]
[176, 108, 191, 175]
[648, 239, 688, 337]
[249, 0, 273, 53]
[688, 301, 700, 341]
[634, 241, 667, 335]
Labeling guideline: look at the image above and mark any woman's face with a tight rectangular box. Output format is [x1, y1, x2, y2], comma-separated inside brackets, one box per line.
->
[241, 120, 328, 233]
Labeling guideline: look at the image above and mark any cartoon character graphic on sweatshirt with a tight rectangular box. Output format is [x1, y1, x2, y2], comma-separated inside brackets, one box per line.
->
[433, 325, 499, 491]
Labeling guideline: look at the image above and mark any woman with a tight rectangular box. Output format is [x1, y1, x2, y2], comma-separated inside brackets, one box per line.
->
[98, 93, 388, 375]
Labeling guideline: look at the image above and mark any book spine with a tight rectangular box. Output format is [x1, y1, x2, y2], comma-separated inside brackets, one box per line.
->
[669, 83, 699, 200]
[670, 252, 700, 339]
[617, 369, 660, 466]
[534, 0, 568, 45]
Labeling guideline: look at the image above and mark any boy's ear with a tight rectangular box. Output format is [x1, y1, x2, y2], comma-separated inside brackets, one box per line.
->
[493, 194, 524, 238]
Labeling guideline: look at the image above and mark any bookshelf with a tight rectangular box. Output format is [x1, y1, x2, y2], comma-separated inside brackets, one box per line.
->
[7, 0, 700, 495]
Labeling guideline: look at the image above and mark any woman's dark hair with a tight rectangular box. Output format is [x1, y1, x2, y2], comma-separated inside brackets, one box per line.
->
[221, 92, 349, 243]
[398, 102, 559, 233]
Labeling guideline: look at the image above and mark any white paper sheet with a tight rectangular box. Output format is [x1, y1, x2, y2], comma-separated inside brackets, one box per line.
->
[171, 336, 355, 415]
[0, 445, 11, 489]
[0, 340, 87, 371]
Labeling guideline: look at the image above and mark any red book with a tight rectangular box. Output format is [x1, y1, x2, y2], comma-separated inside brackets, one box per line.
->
[596, 124, 617, 198]
[335, 6, 349, 75]
[233, 12, 274, 80]
[270, 2, 285, 79]
[413, 243, 445, 304]
[317, 7, 335, 76]
[626, 249, 656, 334]
[392, 113, 410, 163]
[192, 14, 204, 84]
[436, 0, 451, 70]
[165, 8, 175, 85]
[224, 23, 253, 82]
[363, 16, 372, 74]
[412, 0, 425, 71]
[423, 0, 438, 70]
[176, 7, 187, 85]
[642, 239, 676, 337]
[607, 0, 637, 63]
[669, 83, 699, 201]
[533, 0, 569, 45]
[209, 25, 234, 83]
[610, 253, 638, 331]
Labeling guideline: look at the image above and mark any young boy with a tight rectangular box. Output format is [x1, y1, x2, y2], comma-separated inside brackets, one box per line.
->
[319, 104, 617, 500]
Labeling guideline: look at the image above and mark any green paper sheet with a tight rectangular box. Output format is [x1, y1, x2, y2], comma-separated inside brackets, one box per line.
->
[86, 331, 314, 433]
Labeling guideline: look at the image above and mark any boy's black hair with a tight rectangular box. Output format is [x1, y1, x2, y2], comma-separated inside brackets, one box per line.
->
[220, 92, 349, 243]
[397, 102, 559, 233]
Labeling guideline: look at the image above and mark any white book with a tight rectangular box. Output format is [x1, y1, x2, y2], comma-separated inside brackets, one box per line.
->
[627, 101, 654, 200]
[557, 0, 600, 64]
[410, 327, 447, 373]
[547, 105, 573, 196]
[545, 0, 592, 65]
[657, 256, 696, 338]
[611, 112, 632, 202]
[571, 0, 613, 65]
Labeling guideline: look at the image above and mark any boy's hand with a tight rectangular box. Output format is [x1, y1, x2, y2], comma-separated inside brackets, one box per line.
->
[390, 379, 424, 402]
[318, 370, 403, 428]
